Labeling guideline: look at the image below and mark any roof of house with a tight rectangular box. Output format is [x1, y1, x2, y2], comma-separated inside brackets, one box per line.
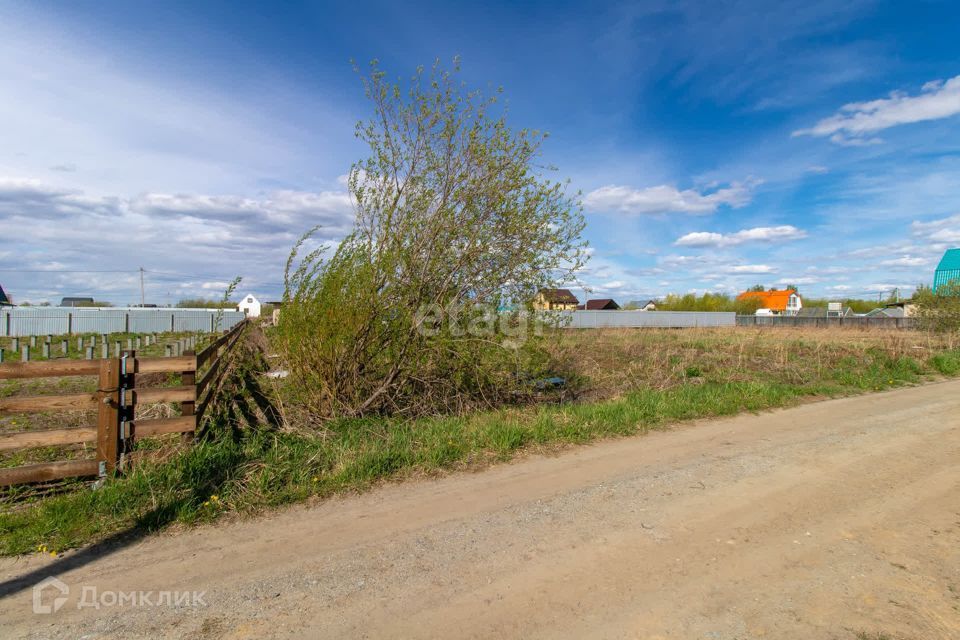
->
[936, 248, 960, 271]
[539, 288, 579, 304]
[584, 298, 620, 310]
[0, 284, 10, 306]
[736, 289, 798, 312]
[866, 306, 905, 318]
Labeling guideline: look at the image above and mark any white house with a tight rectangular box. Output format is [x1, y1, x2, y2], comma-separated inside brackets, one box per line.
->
[237, 293, 262, 318]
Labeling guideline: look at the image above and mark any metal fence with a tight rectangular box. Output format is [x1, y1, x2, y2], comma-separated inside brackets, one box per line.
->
[1, 307, 246, 337]
[557, 310, 736, 329]
[735, 315, 917, 329]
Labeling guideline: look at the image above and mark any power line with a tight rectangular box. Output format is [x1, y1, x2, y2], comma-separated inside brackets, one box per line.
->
[0, 268, 138, 273]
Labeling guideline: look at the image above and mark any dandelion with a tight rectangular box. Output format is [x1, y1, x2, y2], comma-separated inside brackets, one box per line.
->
[210, 495, 219, 502]
[203, 501, 210, 507]
[49, 551, 57, 558]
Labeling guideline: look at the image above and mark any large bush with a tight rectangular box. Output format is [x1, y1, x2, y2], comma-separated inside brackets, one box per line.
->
[276, 60, 587, 419]
[914, 282, 960, 332]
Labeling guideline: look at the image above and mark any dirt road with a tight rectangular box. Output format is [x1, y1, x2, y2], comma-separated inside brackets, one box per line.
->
[2, 381, 959, 639]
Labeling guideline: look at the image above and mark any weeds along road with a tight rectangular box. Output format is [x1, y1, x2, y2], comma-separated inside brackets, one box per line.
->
[2, 380, 959, 639]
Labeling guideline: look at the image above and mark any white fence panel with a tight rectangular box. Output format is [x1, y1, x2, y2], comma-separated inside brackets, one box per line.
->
[1, 307, 246, 336]
[555, 310, 735, 329]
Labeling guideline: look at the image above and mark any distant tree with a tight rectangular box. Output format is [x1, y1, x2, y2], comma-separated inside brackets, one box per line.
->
[176, 298, 236, 309]
[781, 284, 799, 293]
[656, 292, 761, 314]
[746, 284, 766, 292]
[914, 282, 960, 332]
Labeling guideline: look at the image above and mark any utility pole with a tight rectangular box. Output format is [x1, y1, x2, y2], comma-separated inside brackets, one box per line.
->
[139, 267, 145, 307]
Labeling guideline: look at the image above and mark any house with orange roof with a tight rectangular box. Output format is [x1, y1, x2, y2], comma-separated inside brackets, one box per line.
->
[736, 289, 802, 316]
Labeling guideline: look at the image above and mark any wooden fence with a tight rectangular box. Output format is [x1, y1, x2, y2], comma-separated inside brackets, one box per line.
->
[0, 321, 247, 486]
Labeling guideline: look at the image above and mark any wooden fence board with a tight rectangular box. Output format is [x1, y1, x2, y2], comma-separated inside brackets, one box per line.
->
[136, 356, 196, 374]
[0, 427, 97, 451]
[0, 393, 98, 413]
[0, 359, 100, 379]
[132, 385, 195, 404]
[132, 416, 196, 437]
[0, 459, 99, 486]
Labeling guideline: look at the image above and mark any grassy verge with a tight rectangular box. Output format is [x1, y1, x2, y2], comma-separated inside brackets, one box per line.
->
[2, 337, 958, 556]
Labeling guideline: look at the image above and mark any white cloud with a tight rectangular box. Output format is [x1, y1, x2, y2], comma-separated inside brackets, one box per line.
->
[880, 256, 929, 268]
[794, 75, 960, 145]
[911, 213, 960, 244]
[583, 179, 758, 215]
[0, 176, 355, 303]
[864, 283, 914, 293]
[778, 276, 818, 285]
[723, 265, 776, 274]
[674, 225, 807, 247]
[805, 165, 829, 174]
[0, 17, 356, 197]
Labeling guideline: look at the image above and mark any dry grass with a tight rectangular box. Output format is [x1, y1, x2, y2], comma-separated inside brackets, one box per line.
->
[551, 327, 959, 401]
[3, 326, 960, 554]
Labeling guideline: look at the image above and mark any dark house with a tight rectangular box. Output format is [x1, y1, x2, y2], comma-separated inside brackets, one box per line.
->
[60, 296, 95, 307]
[0, 284, 11, 306]
[578, 299, 620, 310]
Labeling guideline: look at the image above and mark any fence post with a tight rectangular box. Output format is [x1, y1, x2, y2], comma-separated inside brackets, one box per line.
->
[67, 312, 73, 335]
[96, 357, 121, 476]
[181, 350, 196, 443]
[119, 350, 136, 471]
[21, 345, 29, 362]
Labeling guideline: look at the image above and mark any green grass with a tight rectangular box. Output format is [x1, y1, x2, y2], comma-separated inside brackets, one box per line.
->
[2, 336, 959, 557]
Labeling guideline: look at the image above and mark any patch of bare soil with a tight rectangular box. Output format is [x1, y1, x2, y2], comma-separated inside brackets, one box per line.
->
[1, 380, 958, 639]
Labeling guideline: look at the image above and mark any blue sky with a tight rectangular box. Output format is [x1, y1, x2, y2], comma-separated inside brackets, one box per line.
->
[1, 0, 959, 305]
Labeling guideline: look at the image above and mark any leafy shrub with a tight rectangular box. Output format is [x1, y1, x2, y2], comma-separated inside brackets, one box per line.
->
[275, 60, 587, 419]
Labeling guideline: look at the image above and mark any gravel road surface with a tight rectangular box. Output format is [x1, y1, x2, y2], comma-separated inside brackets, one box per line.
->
[2, 380, 958, 639]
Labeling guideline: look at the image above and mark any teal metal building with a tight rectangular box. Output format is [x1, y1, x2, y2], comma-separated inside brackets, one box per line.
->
[933, 248, 960, 292]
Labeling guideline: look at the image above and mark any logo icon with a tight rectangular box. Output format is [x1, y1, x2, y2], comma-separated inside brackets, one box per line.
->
[32, 576, 69, 614]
